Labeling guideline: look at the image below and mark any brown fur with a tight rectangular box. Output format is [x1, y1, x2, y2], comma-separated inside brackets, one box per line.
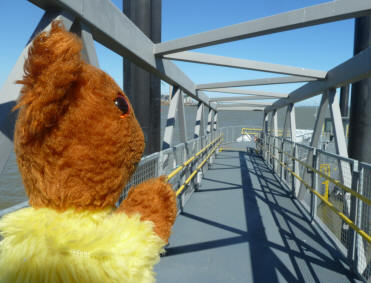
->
[117, 177, 177, 242]
[14, 21, 176, 241]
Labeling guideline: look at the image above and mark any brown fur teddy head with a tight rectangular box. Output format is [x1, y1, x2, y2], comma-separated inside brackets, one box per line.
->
[14, 22, 145, 211]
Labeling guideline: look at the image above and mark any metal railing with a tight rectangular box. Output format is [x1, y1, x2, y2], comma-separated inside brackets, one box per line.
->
[259, 135, 371, 281]
[0, 126, 244, 217]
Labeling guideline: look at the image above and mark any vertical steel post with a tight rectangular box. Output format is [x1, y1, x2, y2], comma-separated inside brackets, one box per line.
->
[354, 167, 367, 274]
[177, 90, 188, 145]
[268, 112, 273, 166]
[262, 112, 268, 158]
[272, 110, 278, 174]
[292, 143, 299, 197]
[194, 102, 204, 139]
[162, 86, 180, 150]
[207, 108, 213, 134]
[348, 160, 359, 271]
[348, 18, 371, 275]
[299, 93, 329, 199]
[339, 85, 350, 117]
[213, 112, 218, 131]
[281, 105, 291, 180]
[310, 149, 318, 221]
[349, 16, 371, 165]
[123, 0, 162, 155]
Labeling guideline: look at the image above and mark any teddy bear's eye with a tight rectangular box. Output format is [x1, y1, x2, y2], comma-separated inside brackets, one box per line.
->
[114, 95, 129, 117]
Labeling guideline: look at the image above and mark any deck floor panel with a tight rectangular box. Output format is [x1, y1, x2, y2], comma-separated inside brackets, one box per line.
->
[155, 146, 360, 283]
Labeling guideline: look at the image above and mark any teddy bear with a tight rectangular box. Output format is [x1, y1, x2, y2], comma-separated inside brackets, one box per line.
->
[0, 21, 177, 283]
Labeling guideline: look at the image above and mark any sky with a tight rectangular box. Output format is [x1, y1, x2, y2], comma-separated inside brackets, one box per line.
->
[0, 0, 355, 106]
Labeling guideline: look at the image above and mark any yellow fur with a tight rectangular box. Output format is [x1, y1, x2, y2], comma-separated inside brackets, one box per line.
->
[0, 207, 165, 283]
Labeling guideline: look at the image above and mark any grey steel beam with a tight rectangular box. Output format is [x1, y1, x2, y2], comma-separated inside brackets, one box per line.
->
[29, 0, 215, 110]
[197, 76, 316, 90]
[298, 93, 329, 199]
[217, 106, 264, 111]
[210, 96, 278, 102]
[162, 86, 181, 149]
[206, 88, 288, 98]
[154, 0, 371, 55]
[339, 85, 349, 117]
[194, 102, 204, 139]
[207, 109, 214, 134]
[213, 112, 218, 131]
[0, 11, 74, 178]
[75, 22, 99, 67]
[288, 104, 300, 195]
[289, 104, 297, 142]
[164, 51, 327, 79]
[178, 91, 188, 144]
[272, 110, 278, 172]
[217, 101, 273, 107]
[123, 0, 162, 155]
[211, 95, 278, 101]
[265, 47, 371, 112]
[282, 106, 290, 139]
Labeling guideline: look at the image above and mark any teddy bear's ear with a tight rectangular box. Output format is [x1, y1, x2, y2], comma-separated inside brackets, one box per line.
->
[14, 21, 83, 143]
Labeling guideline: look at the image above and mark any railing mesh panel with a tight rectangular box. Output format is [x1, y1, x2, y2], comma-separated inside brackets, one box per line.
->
[282, 141, 294, 187]
[316, 151, 351, 252]
[296, 144, 312, 209]
[120, 154, 159, 202]
[358, 164, 371, 280]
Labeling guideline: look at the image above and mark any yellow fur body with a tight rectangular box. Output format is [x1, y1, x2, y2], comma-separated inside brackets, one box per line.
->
[0, 207, 165, 283]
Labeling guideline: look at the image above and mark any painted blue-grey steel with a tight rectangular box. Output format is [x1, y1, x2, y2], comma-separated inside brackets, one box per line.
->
[164, 51, 327, 79]
[206, 88, 288, 98]
[29, 0, 215, 110]
[123, 0, 162, 155]
[210, 95, 279, 101]
[156, 145, 360, 282]
[265, 47, 371, 112]
[154, 0, 371, 55]
[339, 85, 350, 117]
[211, 96, 282, 102]
[197, 76, 317, 90]
[349, 16, 371, 165]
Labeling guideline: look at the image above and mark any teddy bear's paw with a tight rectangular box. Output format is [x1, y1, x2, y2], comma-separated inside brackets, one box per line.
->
[116, 177, 177, 242]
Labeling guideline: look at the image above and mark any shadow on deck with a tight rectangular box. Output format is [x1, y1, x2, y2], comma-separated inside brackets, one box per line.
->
[155, 143, 361, 282]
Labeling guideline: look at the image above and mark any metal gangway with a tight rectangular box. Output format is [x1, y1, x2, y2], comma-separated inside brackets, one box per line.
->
[1, 0, 371, 282]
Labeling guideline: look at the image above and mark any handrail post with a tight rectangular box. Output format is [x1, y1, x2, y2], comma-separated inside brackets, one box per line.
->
[272, 110, 278, 174]
[291, 142, 301, 197]
[354, 165, 366, 275]
[280, 137, 285, 181]
[347, 160, 359, 272]
[310, 148, 318, 221]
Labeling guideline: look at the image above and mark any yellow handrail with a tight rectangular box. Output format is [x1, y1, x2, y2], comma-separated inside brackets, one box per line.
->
[176, 140, 222, 196]
[270, 144, 371, 207]
[267, 151, 371, 244]
[166, 135, 223, 181]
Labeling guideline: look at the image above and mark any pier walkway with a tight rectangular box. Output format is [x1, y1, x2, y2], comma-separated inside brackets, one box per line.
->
[156, 143, 360, 282]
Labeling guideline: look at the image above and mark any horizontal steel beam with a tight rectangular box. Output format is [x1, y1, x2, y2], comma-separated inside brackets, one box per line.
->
[29, 0, 216, 110]
[206, 88, 288, 98]
[197, 76, 316, 90]
[217, 106, 264, 111]
[217, 101, 273, 107]
[164, 51, 327, 78]
[265, 47, 371, 112]
[154, 0, 371, 55]
[210, 95, 278, 101]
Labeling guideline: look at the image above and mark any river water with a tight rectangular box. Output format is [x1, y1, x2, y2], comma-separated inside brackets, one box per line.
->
[0, 105, 318, 210]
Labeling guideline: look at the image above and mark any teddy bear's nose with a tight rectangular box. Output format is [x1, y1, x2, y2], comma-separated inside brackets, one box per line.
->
[114, 95, 129, 117]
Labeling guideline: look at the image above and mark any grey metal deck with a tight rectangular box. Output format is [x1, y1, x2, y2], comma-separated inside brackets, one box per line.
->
[155, 144, 361, 283]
